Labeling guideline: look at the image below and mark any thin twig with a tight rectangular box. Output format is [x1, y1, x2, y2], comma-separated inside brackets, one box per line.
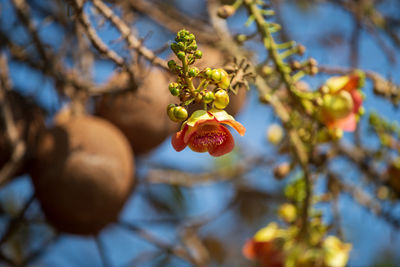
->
[91, 0, 169, 70]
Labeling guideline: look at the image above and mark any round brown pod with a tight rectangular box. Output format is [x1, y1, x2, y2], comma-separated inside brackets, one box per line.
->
[189, 45, 247, 116]
[95, 68, 178, 155]
[30, 114, 134, 235]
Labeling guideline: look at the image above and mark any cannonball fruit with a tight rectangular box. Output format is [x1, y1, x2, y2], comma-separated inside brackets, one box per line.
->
[30, 114, 134, 235]
[95, 69, 178, 155]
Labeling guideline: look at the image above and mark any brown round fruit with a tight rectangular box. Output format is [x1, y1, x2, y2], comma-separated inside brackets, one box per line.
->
[95, 68, 178, 155]
[30, 115, 134, 235]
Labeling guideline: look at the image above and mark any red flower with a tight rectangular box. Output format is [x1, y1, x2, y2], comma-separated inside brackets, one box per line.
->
[242, 223, 284, 267]
[243, 239, 284, 267]
[172, 109, 246, 157]
[319, 74, 363, 132]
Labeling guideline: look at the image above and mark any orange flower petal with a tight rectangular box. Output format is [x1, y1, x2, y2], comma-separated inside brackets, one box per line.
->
[220, 120, 246, 136]
[342, 74, 360, 92]
[171, 125, 188, 152]
[350, 89, 363, 113]
[242, 239, 257, 260]
[334, 113, 357, 132]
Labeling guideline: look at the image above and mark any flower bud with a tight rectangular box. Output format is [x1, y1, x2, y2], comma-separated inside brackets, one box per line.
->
[171, 43, 179, 54]
[214, 89, 230, 109]
[168, 82, 180, 96]
[194, 50, 202, 59]
[203, 91, 215, 104]
[278, 203, 297, 223]
[211, 69, 222, 82]
[187, 40, 197, 51]
[266, 123, 284, 145]
[218, 73, 230, 90]
[177, 51, 186, 61]
[297, 44, 306, 55]
[188, 67, 199, 77]
[273, 162, 291, 180]
[173, 106, 188, 121]
[167, 60, 176, 70]
[330, 128, 343, 140]
[205, 68, 212, 78]
[322, 91, 354, 120]
[176, 42, 184, 51]
[167, 104, 179, 122]
[217, 5, 236, 19]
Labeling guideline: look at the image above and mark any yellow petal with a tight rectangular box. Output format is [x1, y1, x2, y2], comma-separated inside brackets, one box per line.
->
[323, 236, 352, 267]
[326, 76, 350, 93]
[254, 222, 279, 242]
[186, 110, 214, 127]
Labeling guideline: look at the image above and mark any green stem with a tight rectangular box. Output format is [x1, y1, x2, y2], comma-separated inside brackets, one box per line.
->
[181, 56, 195, 93]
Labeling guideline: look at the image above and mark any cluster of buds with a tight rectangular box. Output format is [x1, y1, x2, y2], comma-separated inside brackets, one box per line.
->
[167, 29, 245, 157]
[243, 202, 352, 267]
[167, 29, 232, 122]
[307, 72, 366, 142]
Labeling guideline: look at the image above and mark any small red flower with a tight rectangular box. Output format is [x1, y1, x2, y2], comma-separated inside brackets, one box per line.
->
[243, 239, 284, 267]
[242, 223, 284, 267]
[319, 74, 363, 132]
[172, 109, 246, 157]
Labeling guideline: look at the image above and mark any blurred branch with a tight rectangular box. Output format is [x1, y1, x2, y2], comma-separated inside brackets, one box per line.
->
[118, 221, 200, 266]
[330, 172, 400, 230]
[0, 194, 35, 247]
[91, 0, 169, 70]
[145, 155, 273, 187]
[95, 236, 111, 267]
[70, 0, 126, 67]
[0, 55, 26, 187]
[128, 0, 218, 44]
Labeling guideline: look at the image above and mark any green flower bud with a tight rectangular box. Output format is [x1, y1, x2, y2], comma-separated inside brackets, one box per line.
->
[177, 42, 185, 51]
[173, 106, 188, 121]
[187, 41, 197, 51]
[203, 91, 215, 104]
[205, 68, 212, 78]
[177, 51, 186, 61]
[214, 89, 230, 109]
[188, 67, 199, 77]
[194, 50, 202, 59]
[167, 104, 179, 122]
[195, 93, 203, 103]
[177, 29, 188, 40]
[171, 43, 180, 54]
[188, 33, 195, 42]
[167, 60, 176, 70]
[211, 69, 222, 82]
[168, 82, 180, 96]
[322, 91, 354, 120]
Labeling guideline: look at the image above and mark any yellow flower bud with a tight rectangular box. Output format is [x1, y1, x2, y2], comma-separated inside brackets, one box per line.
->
[266, 123, 284, 145]
[322, 91, 354, 120]
[203, 91, 215, 104]
[167, 104, 179, 122]
[214, 89, 230, 109]
[173, 106, 188, 121]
